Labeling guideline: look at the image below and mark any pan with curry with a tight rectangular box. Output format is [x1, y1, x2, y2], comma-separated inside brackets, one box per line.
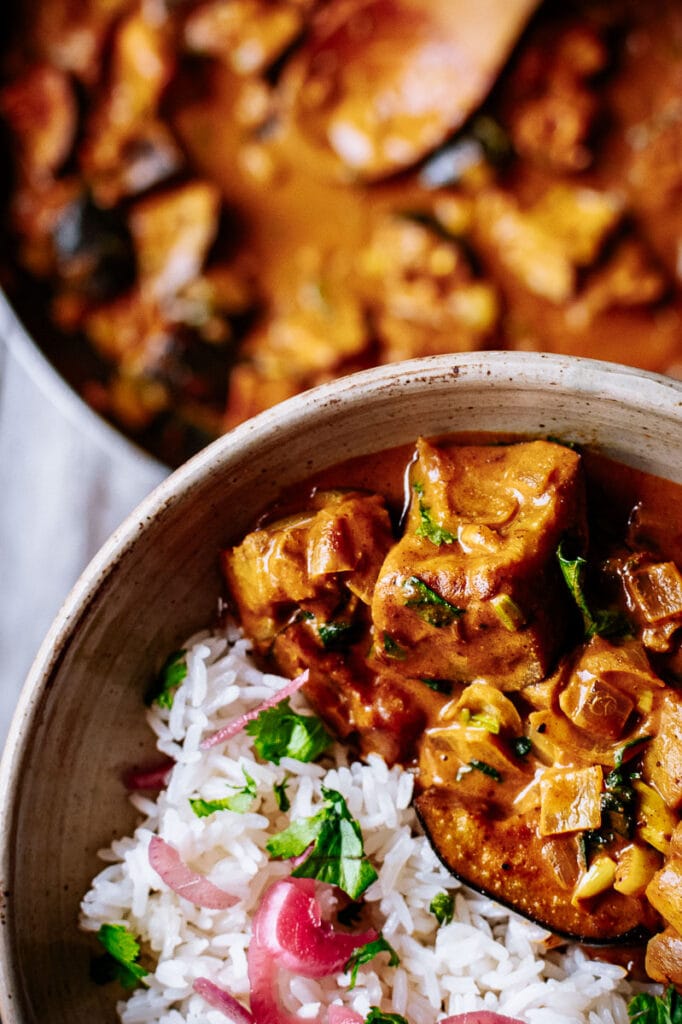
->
[221, 436, 682, 987]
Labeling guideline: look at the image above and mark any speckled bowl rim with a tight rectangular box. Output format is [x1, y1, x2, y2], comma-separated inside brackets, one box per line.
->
[3, 350, 682, 1017]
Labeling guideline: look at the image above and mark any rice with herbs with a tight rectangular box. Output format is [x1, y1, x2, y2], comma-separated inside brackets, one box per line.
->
[80, 623, 642, 1024]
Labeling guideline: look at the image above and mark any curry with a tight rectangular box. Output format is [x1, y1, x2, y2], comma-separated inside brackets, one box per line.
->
[222, 437, 682, 987]
[2, 0, 682, 464]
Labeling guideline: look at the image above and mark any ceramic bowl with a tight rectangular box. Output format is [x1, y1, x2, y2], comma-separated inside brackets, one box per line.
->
[3, 351, 682, 1022]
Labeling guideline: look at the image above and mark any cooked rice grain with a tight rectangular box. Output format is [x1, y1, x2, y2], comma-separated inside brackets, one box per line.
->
[80, 626, 644, 1024]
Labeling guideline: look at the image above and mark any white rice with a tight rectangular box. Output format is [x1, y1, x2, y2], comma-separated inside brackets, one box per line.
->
[80, 623, 644, 1024]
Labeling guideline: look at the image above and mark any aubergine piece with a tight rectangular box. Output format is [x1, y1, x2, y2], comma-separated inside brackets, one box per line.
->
[371, 438, 587, 690]
[415, 786, 660, 943]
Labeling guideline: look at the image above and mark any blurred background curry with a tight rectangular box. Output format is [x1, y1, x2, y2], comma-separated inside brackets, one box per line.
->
[2, 0, 682, 467]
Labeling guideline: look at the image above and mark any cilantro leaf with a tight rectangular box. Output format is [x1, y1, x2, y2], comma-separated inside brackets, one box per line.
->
[628, 989, 682, 1024]
[190, 768, 257, 817]
[266, 787, 378, 899]
[146, 649, 187, 709]
[365, 1009, 410, 1024]
[512, 736, 532, 757]
[556, 541, 630, 639]
[245, 698, 331, 764]
[429, 891, 454, 926]
[403, 576, 464, 627]
[468, 759, 502, 782]
[93, 924, 148, 990]
[344, 934, 399, 988]
[420, 677, 453, 695]
[413, 484, 456, 546]
[317, 620, 357, 651]
[382, 632, 407, 660]
[274, 778, 290, 812]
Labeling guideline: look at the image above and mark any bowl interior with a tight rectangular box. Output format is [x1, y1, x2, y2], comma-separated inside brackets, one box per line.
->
[3, 352, 682, 1022]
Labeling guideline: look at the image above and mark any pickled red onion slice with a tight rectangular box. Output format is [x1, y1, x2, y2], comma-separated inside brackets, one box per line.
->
[327, 1006, 365, 1024]
[251, 877, 378, 978]
[124, 759, 174, 791]
[148, 835, 239, 909]
[201, 670, 310, 749]
[193, 978, 254, 1024]
[247, 877, 378, 1024]
[442, 1014, 525, 1024]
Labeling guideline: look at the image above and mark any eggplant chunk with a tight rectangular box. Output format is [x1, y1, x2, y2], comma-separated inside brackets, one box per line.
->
[371, 438, 586, 689]
[415, 786, 659, 943]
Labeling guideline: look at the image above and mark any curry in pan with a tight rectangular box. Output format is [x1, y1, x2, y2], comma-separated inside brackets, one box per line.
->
[2, 0, 682, 463]
[223, 436, 682, 986]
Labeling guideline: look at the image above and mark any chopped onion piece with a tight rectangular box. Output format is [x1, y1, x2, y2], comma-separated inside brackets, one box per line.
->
[193, 978, 254, 1024]
[148, 835, 238, 909]
[248, 877, 378, 1024]
[327, 1006, 365, 1024]
[252, 876, 378, 978]
[442, 1014, 526, 1024]
[201, 670, 310, 749]
[124, 759, 174, 791]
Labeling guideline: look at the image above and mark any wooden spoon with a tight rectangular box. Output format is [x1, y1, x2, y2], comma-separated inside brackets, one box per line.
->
[282, 0, 540, 180]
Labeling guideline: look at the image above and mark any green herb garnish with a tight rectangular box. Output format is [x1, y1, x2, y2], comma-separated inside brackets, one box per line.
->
[429, 891, 455, 925]
[365, 1009, 410, 1024]
[556, 541, 630, 638]
[190, 768, 258, 817]
[468, 759, 502, 782]
[92, 924, 148, 990]
[580, 739, 652, 856]
[245, 698, 331, 764]
[267, 787, 378, 900]
[274, 778, 290, 812]
[344, 934, 399, 988]
[420, 677, 453, 695]
[512, 736, 532, 757]
[403, 576, 464, 627]
[413, 483, 456, 546]
[318, 620, 356, 651]
[628, 988, 682, 1024]
[147, 649, 187, 709]
[383, 632, 407, 660]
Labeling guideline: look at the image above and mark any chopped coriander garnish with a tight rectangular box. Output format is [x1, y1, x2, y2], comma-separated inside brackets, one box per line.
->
[420, 677, 453, 695]
[344, 934, 399, 988]
[383, 632, 407, 660]
[92, 924, 148, 990]
[403, 576, 464, 627]
[556, 541, 630, 639]
[147, 649, 187, 709]
[266, 787, 378, 899]
[429, 891, 454, 926]
[413, 483, 456, 546]
[245, 698, 331, 764]
[317, 620, 356, 651]
[468, 759, 502, 782]
[190, 768, 257, 817]
[273, 777, 290, 812]
[512, 736, 532, 757]
[628, 988, 682, 1024]
[365, 1008, 410, 1024]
